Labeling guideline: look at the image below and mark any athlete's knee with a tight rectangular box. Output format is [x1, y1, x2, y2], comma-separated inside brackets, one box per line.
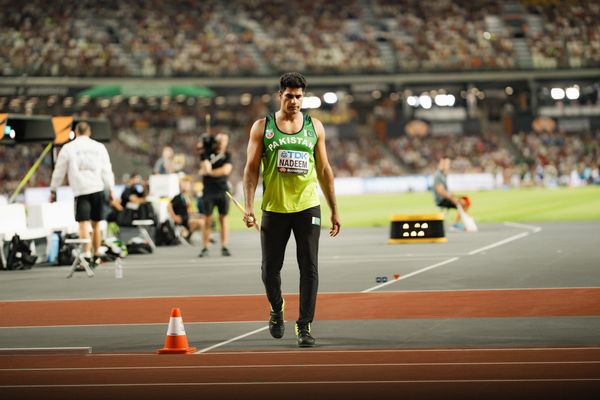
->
[299, 263, 319, 279]
[261, 261, 280, 273]
[261, 268, 280, 285]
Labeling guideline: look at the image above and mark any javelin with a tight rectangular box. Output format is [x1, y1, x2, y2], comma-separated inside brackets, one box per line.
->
[9, 142, 53, 203]
[226, 191, 260, 232]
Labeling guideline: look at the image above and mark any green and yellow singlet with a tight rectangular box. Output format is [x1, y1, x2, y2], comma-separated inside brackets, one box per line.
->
[261, 113, 320, 213]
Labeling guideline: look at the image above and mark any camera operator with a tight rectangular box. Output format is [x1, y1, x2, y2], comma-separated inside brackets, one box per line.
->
[199, 132, 232, 257]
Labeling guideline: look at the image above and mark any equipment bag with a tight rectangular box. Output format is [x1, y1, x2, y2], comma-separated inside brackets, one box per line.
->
[155, 220, 180, 246]
[5, 234, 37, 270]
[136, 202, 156, 222]
[126, 236, 153, 254]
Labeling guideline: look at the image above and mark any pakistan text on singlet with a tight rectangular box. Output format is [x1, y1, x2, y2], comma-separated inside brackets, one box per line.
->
[267, 136, 315, 152]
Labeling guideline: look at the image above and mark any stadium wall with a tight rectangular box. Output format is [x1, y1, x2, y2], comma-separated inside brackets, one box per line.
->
[333, 173, 496, 196]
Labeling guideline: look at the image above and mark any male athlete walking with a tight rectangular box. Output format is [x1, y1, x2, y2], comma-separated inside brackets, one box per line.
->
[243, 72, 340, 347]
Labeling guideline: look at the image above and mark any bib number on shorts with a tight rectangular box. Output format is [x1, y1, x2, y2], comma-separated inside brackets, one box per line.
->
[277, 150, 309, 175]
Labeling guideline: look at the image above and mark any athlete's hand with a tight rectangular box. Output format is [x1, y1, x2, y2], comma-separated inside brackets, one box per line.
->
[243, 210, 257, 229]
[49, 191, 56, 203]
[330, 212, 340, 237]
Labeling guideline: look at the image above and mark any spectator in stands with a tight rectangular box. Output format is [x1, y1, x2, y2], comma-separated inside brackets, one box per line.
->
[199, 132, 232, 257]
[49, 121, 116, 265]
[153, 146, 175, 174]
[167, 176, 205, 242]
[432, 157, 472, 230]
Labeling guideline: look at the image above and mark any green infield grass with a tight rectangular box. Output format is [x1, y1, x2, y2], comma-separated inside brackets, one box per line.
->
[224, 185, 600, 231]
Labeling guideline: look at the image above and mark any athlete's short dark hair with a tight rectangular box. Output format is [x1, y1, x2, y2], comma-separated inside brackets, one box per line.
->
[279, 72, 307, 92]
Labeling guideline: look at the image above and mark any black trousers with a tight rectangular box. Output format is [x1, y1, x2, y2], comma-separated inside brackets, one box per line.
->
[261, 205, 321, 326]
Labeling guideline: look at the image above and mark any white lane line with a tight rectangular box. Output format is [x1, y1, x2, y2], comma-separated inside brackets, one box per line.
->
[361, 258, 460, 293]
[194, 325, 269, 354]
[0, 347, 91, 355]
[2, 379, 599, 388]
[5, 361, 600, 372]
[200, 346, 600, 355]
[0, 293, 272, 303]
[82, 346, 600, 357]
[2, 346, 599, 358]
[468, 232, 530, 256]
[194, 225, 543, 352]
[360, 286, 600, 294]
[0, 254, 456, 279]
[504, 221, 542, 233]
[51, 255, 455, 270]
[0, 321, 265, 330]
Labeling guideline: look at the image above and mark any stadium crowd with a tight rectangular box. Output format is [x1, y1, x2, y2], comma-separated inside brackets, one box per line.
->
[387, 134, 514, 174]
[374, 0, 516, 71]
[2, 92, 599, 195]
[526, 1, 600, 69]
[1, 0, 598, 77]
[512, 130, 600, 186]
[1, 0, 598, 194]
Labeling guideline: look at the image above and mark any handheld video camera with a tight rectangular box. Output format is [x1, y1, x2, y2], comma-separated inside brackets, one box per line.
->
[200, 133, 215, 160]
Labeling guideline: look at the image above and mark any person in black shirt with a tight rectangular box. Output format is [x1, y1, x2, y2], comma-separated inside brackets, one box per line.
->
[110, 172, 157, 226]
[199, 132, 232, 257]
[168, 176, 205, 240]
[121, 173, 146, 208]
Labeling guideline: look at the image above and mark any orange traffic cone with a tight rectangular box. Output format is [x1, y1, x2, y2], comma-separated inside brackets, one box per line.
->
[157, 308, 197, 354]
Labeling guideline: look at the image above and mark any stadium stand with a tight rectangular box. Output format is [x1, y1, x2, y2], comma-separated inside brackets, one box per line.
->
[387, 133, 515, 174]
[1, 0, 599, 194]
[1, 0, 598, 77]
[525, 1, 600, 69]
[512, 130, 600, 185]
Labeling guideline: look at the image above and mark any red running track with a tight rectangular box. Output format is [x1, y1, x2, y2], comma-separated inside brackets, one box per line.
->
[1, 288, 600, 327]
[2, 288, 599, 398]
[1, 348, 599, 399]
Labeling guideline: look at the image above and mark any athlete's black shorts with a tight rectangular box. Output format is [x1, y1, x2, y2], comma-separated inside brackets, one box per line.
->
[436, 199, 457, 209]
[202, 192, 229, 216]
[75, 191, 105, 222]
[179, 216, 190, 229]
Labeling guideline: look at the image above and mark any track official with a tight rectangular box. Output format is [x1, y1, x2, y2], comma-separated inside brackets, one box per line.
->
[50, 122, 115, 265]
[243, 72, 340, 347]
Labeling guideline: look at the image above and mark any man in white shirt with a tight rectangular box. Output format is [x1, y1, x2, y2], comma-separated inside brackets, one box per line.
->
[50, 122, 116, 262]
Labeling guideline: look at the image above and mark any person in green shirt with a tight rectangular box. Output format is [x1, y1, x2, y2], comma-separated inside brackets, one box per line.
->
[243, 72, 340, 347]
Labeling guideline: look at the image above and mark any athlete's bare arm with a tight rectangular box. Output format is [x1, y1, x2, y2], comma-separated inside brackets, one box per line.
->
[313, 117, 340, 237]
[242, 118, 265, 228]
